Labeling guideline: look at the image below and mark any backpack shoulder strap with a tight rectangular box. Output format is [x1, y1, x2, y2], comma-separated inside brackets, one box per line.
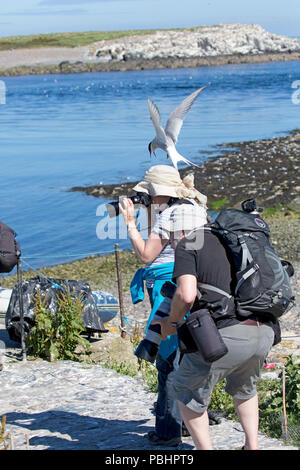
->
[238, 234, 253, 270]
[197, 282, 232, 299]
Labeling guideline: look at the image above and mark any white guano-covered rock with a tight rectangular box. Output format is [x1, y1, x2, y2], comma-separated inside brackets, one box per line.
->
[89, 24, 300, 62]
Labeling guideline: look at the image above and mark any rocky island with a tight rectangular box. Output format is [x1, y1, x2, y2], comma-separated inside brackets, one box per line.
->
[0, 24, 299, 76]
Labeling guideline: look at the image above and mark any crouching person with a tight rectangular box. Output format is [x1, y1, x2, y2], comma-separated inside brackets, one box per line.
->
[153, 205, 275, 450]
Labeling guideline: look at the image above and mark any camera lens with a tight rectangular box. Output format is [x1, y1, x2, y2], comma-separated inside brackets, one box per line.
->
[106, 201, 120, 218]
[105, 192, 150, 218]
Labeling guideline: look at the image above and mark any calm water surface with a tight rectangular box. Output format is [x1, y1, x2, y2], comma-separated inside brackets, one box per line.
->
[0, 60, 299, 270]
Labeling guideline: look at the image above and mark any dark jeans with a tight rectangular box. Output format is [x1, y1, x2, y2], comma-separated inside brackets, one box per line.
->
[155, 351, 182, 439]
[147, 286, 182, 439]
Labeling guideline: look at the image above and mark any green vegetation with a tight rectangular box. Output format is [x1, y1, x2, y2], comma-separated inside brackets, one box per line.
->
[0, 30, 155, 51]
[26, 287, 91, 362]
[103, 358, 158, 393]
[262, 204, 300, 218]
[102, 324, 158, 393]
[258, 356, 300, 442]
[209, 197, 229, 212]
[0, 27, 202, 51]
[0, 249, 143, 291]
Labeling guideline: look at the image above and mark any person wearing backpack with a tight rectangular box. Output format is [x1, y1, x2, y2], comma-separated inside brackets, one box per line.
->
[119, 165, 208, 447]
[153, 201, 292, 450]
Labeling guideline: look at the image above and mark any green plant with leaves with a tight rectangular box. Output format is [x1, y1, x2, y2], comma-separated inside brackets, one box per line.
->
[209, 355, 300, 445]
[258, 355, 300, 440]
[209, 380, 236, 418]
[140, 361, 158, 393]
[26, 287, 90, 362]
[103, 359, 138, 377]
[0, 416, 10, 450]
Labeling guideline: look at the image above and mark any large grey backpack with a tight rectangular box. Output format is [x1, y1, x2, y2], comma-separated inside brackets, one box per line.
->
[204, 209, 295, 320]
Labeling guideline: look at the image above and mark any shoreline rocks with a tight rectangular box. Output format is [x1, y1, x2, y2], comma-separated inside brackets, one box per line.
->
[0, 24, 300, 77]
[70, 129, 300, 211]
[70, 129, 300, 263]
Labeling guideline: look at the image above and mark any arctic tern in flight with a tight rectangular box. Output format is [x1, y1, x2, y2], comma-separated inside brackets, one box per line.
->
[147, 86, 208, 169]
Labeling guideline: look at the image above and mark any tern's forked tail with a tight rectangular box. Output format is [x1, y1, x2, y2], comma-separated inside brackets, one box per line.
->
[168, 146, 201, 170]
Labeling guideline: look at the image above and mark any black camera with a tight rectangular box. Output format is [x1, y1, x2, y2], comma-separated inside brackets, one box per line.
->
[241, 198, 263, 213]
[106, 192, 151, 218]
[134, 281, 176, 363]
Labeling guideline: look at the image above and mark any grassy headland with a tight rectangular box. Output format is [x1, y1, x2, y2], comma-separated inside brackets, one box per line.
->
[0, 27, 198, 51]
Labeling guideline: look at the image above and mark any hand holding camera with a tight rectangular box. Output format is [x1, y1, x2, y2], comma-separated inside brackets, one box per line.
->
[118, 197, 136, 227]
[151, 316, 177, 340]
[106, 192, 151, 218]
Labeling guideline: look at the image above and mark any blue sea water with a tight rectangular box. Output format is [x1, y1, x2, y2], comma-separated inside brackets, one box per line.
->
[0, 60, 299, 271]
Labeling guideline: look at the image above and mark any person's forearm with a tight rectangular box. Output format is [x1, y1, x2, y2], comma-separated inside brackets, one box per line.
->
[127, 222, 148, 262]
[169, 291, 193, 324]
[169, 275, 197, 323]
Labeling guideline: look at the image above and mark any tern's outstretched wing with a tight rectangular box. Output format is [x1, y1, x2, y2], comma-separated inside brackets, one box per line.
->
[147, 98, 167, 146]
[165, 86, 208, 144]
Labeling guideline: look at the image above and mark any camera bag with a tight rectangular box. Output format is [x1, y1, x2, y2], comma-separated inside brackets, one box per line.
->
[0, 221, 20, 273]
[177, 309, 228, 362]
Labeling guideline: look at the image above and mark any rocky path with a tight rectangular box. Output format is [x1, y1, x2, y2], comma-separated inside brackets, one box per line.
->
[0, 358, 298, 451]
[0, 326, 298, 451]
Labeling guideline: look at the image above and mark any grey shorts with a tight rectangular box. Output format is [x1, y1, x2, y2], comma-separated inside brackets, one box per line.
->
[172, 322, 274, 413]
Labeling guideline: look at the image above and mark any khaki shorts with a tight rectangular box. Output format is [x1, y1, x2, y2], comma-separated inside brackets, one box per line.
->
[172, 323, 274, 413]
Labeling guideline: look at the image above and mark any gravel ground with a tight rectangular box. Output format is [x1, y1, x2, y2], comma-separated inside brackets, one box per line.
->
[0, 356, 298, 451]
[0, 46, 89, 68]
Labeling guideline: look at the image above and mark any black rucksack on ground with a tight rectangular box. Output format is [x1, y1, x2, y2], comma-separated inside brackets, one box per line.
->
[206, 209, 295, 320]
[0, 221, 20, 273]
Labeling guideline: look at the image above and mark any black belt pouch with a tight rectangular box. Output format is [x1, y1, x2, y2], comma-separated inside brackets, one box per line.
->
[177, 309, 228, 363]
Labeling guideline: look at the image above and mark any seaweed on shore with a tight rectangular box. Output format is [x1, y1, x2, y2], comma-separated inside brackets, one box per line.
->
[70, 129, 300, 212]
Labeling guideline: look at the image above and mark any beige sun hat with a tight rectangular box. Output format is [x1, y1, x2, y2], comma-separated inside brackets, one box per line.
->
[133, 165, 207, 208]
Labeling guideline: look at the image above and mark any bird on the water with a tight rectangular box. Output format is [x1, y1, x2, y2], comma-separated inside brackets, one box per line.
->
[147, 86, 208, 169]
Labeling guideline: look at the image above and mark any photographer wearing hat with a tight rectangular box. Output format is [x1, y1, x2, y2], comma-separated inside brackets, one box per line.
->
[153, 203, 275, 450]
[119, 164, 207, 447]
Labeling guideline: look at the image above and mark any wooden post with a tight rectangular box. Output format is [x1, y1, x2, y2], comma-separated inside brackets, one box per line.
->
[17, 256, 27, 361]
[282, 365, 288, 440]
[114, 244, 126, 339]
[9, 433, 14, 450]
